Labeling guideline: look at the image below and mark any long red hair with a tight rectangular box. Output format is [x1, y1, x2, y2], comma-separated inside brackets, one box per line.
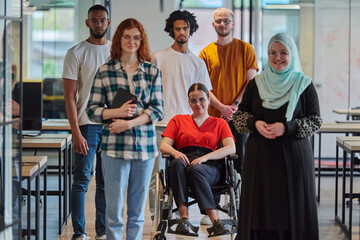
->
[110, 18, 151, 62]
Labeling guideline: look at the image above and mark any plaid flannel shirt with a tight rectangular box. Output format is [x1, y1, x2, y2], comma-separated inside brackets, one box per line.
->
[87, 59, 164, 160]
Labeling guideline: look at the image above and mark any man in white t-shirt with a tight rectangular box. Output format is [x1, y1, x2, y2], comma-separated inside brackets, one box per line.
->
[62, 5, 110, 240]
[149, 10, 224, 224]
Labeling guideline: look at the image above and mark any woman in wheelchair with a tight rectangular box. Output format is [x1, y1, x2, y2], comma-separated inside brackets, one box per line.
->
[160, 83, 236, 235]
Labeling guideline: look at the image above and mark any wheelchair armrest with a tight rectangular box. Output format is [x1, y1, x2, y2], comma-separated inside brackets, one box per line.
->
[161, 153, 173, 193]
[162, 153, 171, 159]
[224, 154, 238, 186]
[226, 154, 238, 161]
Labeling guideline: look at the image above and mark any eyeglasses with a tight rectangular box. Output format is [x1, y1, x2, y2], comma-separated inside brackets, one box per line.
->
[189, 98, 207, 105]
[214, 19, 232, 25]
[268, 50, 289, 57]
[89, 18, 108, 25]
[122, 35, 142, 42]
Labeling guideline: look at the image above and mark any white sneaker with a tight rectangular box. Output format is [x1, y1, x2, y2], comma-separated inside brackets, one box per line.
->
[95, 234, 106, 240]
[72, 234, 90, 240]
[200, 215, 212, 225]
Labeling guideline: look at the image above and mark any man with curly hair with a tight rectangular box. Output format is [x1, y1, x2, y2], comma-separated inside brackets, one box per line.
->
[149, 10, 224, 224]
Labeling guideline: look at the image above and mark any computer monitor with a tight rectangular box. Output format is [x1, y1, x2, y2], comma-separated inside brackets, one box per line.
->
[13, 82, 43, 133]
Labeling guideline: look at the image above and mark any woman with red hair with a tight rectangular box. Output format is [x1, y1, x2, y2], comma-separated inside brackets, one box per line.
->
[87, 18, 164, 240]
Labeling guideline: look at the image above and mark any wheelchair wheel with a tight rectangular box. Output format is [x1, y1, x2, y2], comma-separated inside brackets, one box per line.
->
[235, 173, 241, 211]
[152, 232, 166, 240]
[229, 187, 237, 219]
[152, 171, 165, 233]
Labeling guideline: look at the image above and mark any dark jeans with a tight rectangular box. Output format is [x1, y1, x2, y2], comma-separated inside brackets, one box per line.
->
[71, 124, 105, 237]
[169, 147, 224, 213]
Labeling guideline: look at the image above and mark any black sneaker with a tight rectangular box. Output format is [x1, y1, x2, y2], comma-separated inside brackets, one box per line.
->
[354, 157, 360, 166]
[175, 220, 190, 234]
[213, 219, 231, 235]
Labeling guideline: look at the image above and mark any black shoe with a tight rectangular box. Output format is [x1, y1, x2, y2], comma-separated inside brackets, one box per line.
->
[213, 219, 231, 235]
[354, 157, 360, 166]
[175, 219, 190, 234]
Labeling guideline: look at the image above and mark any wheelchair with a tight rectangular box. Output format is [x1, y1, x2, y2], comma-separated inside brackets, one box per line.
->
[151, 153, 241, 239]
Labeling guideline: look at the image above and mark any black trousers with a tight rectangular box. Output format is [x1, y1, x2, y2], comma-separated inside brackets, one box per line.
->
[169, 147, 224, 213]
[229, 120, 248, 174]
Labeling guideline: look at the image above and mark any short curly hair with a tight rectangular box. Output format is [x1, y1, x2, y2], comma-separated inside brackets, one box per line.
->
[164, 10, 199, 39]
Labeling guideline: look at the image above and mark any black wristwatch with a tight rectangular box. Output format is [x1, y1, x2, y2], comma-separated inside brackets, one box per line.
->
[234, 100, 240, 106]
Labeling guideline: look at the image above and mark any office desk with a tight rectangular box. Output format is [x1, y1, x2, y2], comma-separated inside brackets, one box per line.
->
[335, 137, 360, 239]
[22, 138, 68, 234]
[24, 133, 73, 226]
[22, 156, 47, 240]
[333, 108, 360, 116]
[333, 108, 360, 122]
[316, 123, 360, 202]
[42, 119, 70, 131]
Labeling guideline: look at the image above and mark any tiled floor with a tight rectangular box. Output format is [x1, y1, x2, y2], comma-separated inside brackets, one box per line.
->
[317, 174, 359, 240]
[23, 171, 360, 239]
[64, 174, 360, 239]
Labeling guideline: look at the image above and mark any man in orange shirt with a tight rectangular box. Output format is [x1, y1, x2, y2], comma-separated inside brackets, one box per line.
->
[200, 7, 258, 173]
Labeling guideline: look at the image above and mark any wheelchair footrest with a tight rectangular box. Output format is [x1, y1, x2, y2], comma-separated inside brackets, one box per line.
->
[167, 218, 199, 237]
[207, 219, 237, 238]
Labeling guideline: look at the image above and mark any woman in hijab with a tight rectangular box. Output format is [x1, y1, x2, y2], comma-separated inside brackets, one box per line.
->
[233, 33, 322, 240]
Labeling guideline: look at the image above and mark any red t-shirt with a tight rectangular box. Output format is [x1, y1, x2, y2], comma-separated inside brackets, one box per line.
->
[162, 115, 235, 151]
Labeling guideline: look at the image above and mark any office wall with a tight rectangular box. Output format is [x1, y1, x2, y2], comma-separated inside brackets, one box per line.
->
[110, 0, 180, 53]
[298, 4, 314, 79]
[314, 0, 360, 157]
[349, 0, 360, 108]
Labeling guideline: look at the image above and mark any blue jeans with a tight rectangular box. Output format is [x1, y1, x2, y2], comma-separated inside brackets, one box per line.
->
[101, 153, 154, 240]
[72, 124, 105, 237]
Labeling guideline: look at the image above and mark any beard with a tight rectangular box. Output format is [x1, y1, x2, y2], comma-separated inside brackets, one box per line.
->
[90, 28, 107, 39]
[175, 35, 188, 45]
[216, 29, 231, 37]
[176, 39, 187, 45]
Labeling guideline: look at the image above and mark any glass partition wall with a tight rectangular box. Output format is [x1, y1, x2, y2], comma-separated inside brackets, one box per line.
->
[260, 0, 359, 157]
[181, 0, 358, 158]
[313, 0, 359, 158]
[0, 1, 110, 238]
[24, 0, 77, 119]
[181, 0, 257, 56]
[23, 0, 110, 119]
[1, 0, 110, 238]
[0, 0, 23, 239]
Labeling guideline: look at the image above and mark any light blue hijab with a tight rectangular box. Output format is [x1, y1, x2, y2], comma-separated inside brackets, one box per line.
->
[255, 33, 311, 121]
